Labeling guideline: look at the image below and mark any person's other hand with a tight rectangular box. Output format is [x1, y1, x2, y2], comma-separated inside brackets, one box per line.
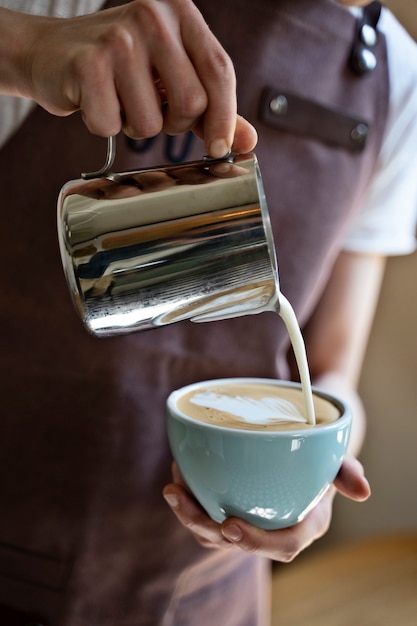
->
[162, 454, 370, 561]
[7, 0, 256, 156]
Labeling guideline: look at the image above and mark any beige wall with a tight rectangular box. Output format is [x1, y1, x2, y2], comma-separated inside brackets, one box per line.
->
[385, 0, 417, 39]
[326, 0, 417, 546]
[329, 253, 417, 543]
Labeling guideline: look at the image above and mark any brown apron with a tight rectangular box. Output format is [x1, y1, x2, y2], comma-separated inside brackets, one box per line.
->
[0, 1, 388, 624]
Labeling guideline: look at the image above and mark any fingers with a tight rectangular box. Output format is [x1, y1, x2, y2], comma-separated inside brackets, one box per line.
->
[175, 1, 235, 156]
[334, 455, 371, 501]
[150, 33, 208, 138]
[193, 114, 258, 155]
[164, 460, 337, 562]
[22, 0, 257, 152]
[231, 115, 258, 154]
[164, 480, 338, 562]
[220, 522, 308, 563]
[74, 0, 238, 147]
[217, 458, 371, 562]
[163, 482, 232, 550]
[117, 1, 209, 139]
[73, 45, 126, 137]
[220, 489, 337, 562]
[71, 7, 169, 139]
[165, 456, 370, 563]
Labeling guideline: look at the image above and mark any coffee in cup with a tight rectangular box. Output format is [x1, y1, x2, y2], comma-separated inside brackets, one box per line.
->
[176, 380, 339, 432]
[167, 378, 351, 530]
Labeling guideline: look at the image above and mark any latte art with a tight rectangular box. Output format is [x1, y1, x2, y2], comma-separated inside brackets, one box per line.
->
[177, 382, 340, 431]
[190, 390, 307, 424]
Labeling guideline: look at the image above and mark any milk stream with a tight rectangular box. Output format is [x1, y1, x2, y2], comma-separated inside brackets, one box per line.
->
[277, 294, 316, 425]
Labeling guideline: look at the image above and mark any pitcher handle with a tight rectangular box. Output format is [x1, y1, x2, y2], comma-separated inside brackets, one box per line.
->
[81, 136, 117, 180]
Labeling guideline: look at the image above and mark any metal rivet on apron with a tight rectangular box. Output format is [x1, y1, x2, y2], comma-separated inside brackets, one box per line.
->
[354, 47, 377, 74]
[360, 23, 377, 47]
[269, 95, 288, 115]
[351, 123, 369, 145]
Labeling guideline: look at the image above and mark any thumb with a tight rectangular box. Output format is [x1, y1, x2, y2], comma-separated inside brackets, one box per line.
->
[334, 456, 371, 502]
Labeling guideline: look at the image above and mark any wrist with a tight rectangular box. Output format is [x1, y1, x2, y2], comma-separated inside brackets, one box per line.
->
[0, 8, 44, 98]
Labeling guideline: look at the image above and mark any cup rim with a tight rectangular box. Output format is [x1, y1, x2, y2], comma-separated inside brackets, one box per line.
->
[166, 377, 351, 435]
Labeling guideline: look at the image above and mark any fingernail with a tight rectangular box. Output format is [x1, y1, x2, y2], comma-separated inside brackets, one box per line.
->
[208, 138, 230, 159]
[221, 524, 243, 542]
[163, 493, 180, 509]
[360, 476, 372, 498]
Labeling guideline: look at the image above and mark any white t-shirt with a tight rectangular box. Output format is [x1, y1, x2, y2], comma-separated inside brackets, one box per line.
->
[1, 1, 417, 255]
[343, 8, 417, 255]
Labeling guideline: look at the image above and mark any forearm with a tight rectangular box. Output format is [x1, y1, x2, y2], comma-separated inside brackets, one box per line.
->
[312, 371, 366, 456]
[0, 8, 42, 97]
[302, 251, 386, 456]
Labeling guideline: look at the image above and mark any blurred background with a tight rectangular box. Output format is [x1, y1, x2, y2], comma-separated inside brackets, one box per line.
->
[271, 5, 417, 622]
[326, 0, 417, 547]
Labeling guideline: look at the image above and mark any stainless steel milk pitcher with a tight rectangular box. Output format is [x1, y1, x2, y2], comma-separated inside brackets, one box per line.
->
[57, 137, 279, 337]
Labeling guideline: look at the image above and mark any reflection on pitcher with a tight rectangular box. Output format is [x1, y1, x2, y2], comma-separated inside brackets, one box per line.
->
[57, 153, 280, 336]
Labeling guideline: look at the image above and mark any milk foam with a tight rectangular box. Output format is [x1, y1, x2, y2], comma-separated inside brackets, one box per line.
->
[190, 390, 307, 425]
[177, 382, 340, 431]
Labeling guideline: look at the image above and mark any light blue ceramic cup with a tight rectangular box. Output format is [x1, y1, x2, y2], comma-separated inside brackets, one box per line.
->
[166, 378, 352, 530]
